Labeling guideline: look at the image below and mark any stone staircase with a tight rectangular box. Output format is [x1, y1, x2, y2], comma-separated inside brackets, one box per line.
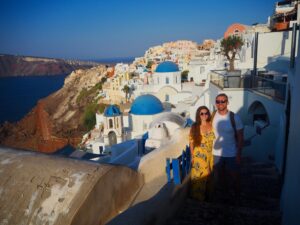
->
[166, 158, 282, 225]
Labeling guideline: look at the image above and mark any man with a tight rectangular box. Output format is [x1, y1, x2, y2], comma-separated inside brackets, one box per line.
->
[212, 93, 244, 198]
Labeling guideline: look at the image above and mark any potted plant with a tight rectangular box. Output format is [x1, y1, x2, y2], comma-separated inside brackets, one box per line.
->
[221, 35, 244, 87]
[221, 35, 244, 72]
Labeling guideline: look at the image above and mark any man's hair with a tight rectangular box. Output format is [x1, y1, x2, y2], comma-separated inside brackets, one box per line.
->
[216, 93, 228, 100]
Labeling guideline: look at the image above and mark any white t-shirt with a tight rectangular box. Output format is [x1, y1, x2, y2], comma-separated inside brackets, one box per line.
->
[212, 111, 244, 157]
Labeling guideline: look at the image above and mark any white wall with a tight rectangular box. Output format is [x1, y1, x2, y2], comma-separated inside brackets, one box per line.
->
[195, 83, 285, 164]
[188, 62, 216, 85]
[130, 113, 161, 138]
[281, 26, 300, 225]
[95, 113, 104, 129]
[136, 128, 189, 203]
[153, 71, 182, 92]
[170, 92, 193, 104]
[242, 31, 297, 72]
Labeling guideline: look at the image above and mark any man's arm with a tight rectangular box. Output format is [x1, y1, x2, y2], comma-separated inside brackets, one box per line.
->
[236, 128, 244, 164]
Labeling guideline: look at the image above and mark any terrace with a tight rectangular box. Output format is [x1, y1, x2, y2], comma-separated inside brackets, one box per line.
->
[210, 70, 287, 102]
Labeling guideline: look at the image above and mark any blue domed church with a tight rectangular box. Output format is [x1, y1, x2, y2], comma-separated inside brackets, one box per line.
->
[98, 94, 164, 148]
[103, 105, 123, 146]
[153, 61, 182, 92]
[129, 94, 164, 137]
[135, 61, 184, 104]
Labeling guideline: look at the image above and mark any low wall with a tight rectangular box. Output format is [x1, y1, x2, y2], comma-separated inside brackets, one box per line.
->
[107, 176, 190, 225]
[0, 147, 143, 225]
[106, 127, 190, 225]
[137, 128, 189, 192]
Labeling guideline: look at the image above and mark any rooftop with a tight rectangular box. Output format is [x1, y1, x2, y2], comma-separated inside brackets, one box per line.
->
[130, 94, 164, 115]
[155, 61, 179, 73]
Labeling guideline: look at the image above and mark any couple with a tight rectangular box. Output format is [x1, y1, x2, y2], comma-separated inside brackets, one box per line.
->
[189, 93, 244, 201]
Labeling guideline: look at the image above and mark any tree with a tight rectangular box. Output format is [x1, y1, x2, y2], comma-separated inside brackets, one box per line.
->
[181, 70, 189, 82]
[122, 85, 130, 102]
[101, 76, 107, 84]
[221, 36, 244, 71]
[146, 60, 153, 69]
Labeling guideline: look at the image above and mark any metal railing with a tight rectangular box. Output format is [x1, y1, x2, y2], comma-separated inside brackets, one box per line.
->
[210, 70, 287, 102]
[166, 145, 191, 185]
[252, 75, 286, 101]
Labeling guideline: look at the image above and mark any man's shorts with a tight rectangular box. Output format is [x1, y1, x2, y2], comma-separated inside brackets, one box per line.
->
[213, 155, 240, 172]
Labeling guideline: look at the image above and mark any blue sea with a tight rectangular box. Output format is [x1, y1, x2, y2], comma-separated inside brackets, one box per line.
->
[0, 75, 67, 124]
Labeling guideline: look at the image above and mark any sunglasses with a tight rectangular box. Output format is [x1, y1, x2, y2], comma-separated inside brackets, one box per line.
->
[215, 100, 227, 104]
[200, 112, 209, 116]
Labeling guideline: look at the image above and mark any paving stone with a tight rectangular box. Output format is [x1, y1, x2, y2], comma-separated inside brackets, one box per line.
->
[166, 159, 281, 225]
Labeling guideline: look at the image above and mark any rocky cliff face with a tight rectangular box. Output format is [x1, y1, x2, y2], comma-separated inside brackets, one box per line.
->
[0, 54, 100, 77]
[0, 66, 107, 153]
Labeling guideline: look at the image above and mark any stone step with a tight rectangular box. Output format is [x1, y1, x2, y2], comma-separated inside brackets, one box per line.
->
[242, 162, 276, 169]
[241, 166, 279, 176]
[240, 176, 281, 198]
[211, 189, 280, 210]
[168, 160, 282, 225]
[167, 198, 281, 225]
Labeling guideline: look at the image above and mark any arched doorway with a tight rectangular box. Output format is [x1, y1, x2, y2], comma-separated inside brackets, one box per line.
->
[248, 101, 269, 125]
[108, 131, 117, 146]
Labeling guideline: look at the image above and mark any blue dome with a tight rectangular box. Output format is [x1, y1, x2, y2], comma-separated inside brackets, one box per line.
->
[104, 105, 121, 117]
[130, 94, 164, 115]
[155, 61, 179, 73]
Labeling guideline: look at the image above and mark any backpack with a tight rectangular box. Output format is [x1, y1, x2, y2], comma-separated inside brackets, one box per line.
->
[211, 110, 238, 142]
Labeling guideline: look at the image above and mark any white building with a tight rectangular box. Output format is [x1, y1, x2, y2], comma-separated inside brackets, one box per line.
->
[152, 61, 182, 92]
[85, 94, 166, 153]
[129, 94, 165, 138]
[134, 61, 196, 106]
[103, 105, 124, 145]
[188, 57, 216, 85]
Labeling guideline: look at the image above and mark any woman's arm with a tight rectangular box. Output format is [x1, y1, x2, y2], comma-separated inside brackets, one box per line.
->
[189, 129, 194, 163]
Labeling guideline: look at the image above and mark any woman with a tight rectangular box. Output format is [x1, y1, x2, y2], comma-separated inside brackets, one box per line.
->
[189, 106, 215, 201]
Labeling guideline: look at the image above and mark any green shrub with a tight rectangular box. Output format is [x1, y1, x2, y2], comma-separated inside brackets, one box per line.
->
[82, 103, 107, 131]
[76, 81, 103, 104]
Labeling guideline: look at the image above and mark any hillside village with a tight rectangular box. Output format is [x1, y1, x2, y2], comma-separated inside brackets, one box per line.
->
[78, 20, 280, 155]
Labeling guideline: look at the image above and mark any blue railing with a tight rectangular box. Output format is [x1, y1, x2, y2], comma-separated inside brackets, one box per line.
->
[166, 145, 191, 185]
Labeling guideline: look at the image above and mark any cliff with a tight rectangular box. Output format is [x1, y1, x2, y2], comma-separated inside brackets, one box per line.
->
[0, 54, 100, 77]
[0, 65, 108, 153]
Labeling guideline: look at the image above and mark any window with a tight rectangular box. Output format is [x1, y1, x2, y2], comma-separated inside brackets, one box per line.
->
[109, 119, 113, 128]
[99, 146, 104, 154]
[116, 118, 119, 128]
[166, 77, 169, 84]
[165, 94, 170, 102]
[143, 122, 147, 130]
[200, 66, 205, 74]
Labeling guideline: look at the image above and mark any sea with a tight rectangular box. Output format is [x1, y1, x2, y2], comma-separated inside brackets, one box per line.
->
[0, 57, 134, 152]
[0, 75, 67, 124]
[0, 74, 76, 152]
[0, 57, 135, 124]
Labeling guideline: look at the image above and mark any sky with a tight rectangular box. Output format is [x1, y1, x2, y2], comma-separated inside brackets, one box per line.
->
[0, 0, 277, 60]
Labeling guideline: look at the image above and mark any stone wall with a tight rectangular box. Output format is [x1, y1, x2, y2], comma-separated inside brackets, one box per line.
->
[0, 147, 144, 225]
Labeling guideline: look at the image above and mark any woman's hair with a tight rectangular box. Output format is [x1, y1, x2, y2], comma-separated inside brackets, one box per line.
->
[190, 106, 211, 147]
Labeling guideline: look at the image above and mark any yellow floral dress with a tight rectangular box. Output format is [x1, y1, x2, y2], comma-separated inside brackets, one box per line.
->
[190, 130, 215, 201]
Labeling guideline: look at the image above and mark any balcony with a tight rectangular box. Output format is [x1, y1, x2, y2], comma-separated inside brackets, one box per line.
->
[210, 70, 287, 102]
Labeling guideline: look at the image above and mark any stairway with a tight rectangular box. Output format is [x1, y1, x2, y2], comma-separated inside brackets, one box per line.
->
[166, 158, 282, 225]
